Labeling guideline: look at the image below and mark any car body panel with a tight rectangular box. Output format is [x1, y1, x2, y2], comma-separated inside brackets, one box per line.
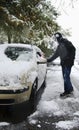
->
[0, 43, 47, 105]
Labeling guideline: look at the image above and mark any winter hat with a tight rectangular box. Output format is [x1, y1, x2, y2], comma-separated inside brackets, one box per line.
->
[54, 32, 62, 41]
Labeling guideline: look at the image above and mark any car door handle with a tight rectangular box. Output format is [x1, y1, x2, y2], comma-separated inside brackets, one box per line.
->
[37, 61, 47, 64]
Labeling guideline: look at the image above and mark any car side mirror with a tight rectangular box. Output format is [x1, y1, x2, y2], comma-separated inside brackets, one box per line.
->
[37, 57, 47, 64]
[37, 61, 40, 64]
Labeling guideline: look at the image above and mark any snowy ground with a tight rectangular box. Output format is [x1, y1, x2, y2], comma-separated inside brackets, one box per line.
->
[0, 62, 79, 130]
[28, 62, 79, 130]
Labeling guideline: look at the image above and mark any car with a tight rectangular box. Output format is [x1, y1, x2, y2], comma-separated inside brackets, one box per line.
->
[0, 43, 47, 105]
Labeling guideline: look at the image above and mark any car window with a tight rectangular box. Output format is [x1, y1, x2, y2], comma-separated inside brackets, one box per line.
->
[16, 51, 33, 61]
[5, 46, 33, 61]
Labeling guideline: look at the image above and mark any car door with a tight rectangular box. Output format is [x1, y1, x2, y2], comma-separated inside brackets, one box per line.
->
[36, 49, 47, 90]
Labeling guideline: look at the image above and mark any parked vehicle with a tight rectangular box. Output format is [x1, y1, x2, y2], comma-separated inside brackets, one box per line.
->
[0, 43, 47, 105]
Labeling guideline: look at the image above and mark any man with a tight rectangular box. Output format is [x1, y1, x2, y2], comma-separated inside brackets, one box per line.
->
[47, 32, 76, 97]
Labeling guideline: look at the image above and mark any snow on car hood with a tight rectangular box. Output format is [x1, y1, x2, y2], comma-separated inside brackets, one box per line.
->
[0, 60, 36, 90]
[0, 60, 32, 75]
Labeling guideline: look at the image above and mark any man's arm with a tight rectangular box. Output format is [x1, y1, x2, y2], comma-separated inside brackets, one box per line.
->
[47, 46, 59, 62]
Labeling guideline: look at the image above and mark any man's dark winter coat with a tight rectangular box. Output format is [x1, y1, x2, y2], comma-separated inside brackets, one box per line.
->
[47, 38, 76, 67]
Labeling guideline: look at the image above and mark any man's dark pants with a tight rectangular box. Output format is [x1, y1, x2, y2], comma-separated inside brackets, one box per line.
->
[62, 66, 73, 92]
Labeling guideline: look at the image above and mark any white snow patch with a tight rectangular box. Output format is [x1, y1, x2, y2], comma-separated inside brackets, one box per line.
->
[28, 63, 79, 129]
[28, 111, 39, 125]
[37, 100, 59, 115]
[0, 122, 9, 126]
[56, 120, 79, 130]
[74, 111, 79, 116]
[37, 124, 41, 128]
[28, 119, 38, 125]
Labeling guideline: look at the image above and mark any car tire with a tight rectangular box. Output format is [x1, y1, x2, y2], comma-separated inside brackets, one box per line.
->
[30, 78, 38, 102]
[41, 75, 46, 88]
[42, 79, 46, 88]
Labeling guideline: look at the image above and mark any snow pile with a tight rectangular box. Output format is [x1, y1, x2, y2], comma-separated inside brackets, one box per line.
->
[56, 119, 79, 130]
[0, 44, 37, 90]
[28, 64, 79, 129]
[28, 111, 39, 125]
[0, 122, 9, 126]
[0, 60, 34, 90]
[37, 100, 59, 116]
[74, 111, 79, 116]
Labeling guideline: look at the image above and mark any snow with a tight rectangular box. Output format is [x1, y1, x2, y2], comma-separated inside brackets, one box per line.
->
[0, 44, 39, 91]
[0, 61, 34, 90]
[56, 119, 79, 130]
[37, 124, 41, 128]
[0, 44, 79, 129]
[28, 52, 79, 129]
[0, 55, 35, 90]
[0, 122, 9, 126]
[0, 61, 32, 75]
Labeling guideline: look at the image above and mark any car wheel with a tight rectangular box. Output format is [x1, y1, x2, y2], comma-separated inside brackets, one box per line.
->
[41, 75, 46, 88]
[30, 78, 38, 102]
[42, 79, 46, 88]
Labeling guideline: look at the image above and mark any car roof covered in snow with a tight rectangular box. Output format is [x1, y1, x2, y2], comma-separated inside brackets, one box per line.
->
[0, 43, 42, 52]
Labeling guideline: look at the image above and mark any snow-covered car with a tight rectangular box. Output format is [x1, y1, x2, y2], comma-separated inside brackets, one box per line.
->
[0, 43, 47, 105]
